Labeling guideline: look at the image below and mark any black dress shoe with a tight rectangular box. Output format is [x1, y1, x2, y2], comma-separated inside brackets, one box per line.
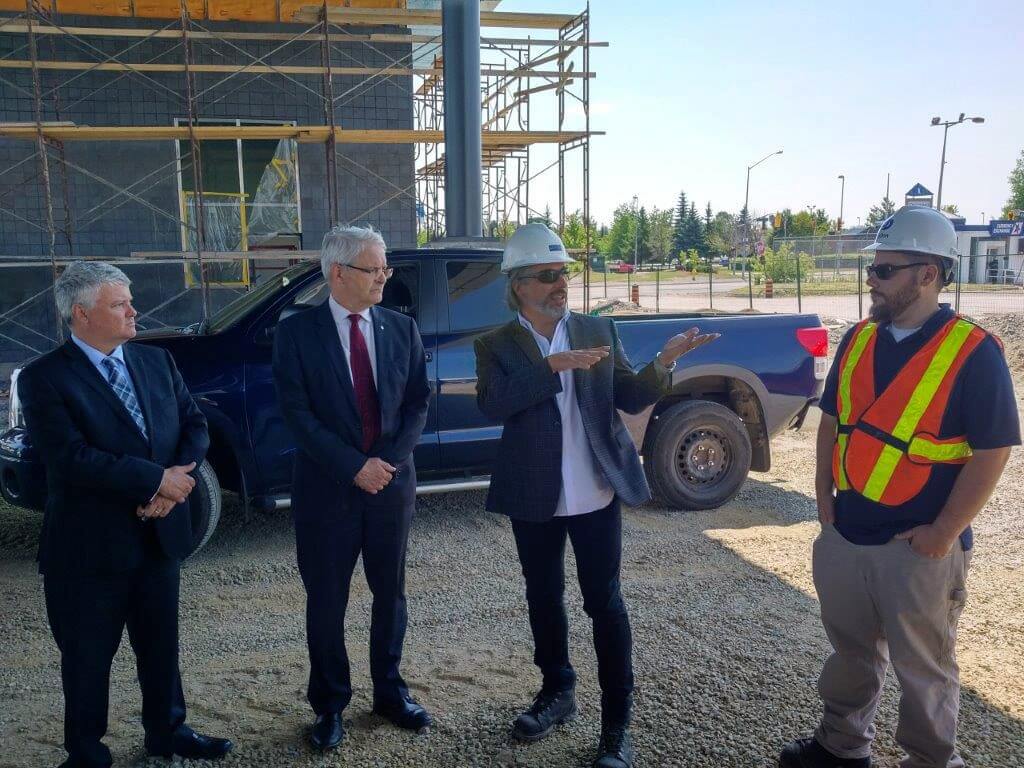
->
[779, 737, 871, 768]
[511, 688, 577, 742]
[310, 713, 344, 751]
[593, 723, 634, 768]
[372, 694, 432, 730]
[147, 726, 233, 760]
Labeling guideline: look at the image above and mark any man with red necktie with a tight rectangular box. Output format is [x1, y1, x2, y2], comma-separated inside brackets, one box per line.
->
[273, 225, 431, 751]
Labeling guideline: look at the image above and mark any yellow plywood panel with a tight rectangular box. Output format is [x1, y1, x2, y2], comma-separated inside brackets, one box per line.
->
[56, 0, 132, 16]
[0, 1, 24, 12]
[207, 0, 277, 22]
[134, 0, 207, 19]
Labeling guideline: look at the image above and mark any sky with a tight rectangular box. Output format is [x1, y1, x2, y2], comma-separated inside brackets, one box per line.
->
[499, 0, 1024, 228]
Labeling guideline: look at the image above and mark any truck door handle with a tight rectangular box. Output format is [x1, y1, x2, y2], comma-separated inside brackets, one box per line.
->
[425, 351, 433, 362]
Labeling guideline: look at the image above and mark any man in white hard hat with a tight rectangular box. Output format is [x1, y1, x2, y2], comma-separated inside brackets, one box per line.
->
[475, 223, 718, 768]
[780, 205, 1019, 768]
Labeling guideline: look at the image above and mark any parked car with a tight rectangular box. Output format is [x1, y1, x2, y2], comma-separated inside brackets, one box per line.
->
[614, 261, 636, 274]
[1, 244, 827, 554]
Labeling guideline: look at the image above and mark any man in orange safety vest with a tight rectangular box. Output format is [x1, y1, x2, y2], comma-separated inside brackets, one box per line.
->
[780, 206, 1019, 768]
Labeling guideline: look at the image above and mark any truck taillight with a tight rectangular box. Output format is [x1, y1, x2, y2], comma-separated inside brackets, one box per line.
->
[796, 327, 829, 380]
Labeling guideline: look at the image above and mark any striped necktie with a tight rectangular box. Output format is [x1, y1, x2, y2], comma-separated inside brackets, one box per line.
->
[100, 357, 148, 440]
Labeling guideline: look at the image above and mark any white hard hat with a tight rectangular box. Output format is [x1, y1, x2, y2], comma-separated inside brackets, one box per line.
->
[863, 205, 959, 278]
[501, 223, 575, 273]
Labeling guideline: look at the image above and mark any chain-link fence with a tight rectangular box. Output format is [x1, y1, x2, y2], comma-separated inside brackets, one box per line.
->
[576, 235, 1024, 322]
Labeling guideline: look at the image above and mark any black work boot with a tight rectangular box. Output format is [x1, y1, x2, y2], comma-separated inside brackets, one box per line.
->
[779, 737, 871, 768]
[593, 722, 634, 768]
[511, 688, 577, 742]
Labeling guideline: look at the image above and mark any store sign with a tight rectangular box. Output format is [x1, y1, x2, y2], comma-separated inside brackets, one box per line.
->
[990, 220, 1023, 236]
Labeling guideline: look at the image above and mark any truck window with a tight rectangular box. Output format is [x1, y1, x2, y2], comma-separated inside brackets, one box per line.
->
[446, 260, 510, 331]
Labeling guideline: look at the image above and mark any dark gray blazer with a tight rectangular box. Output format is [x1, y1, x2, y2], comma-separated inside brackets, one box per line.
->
[475, 312, 669, 521]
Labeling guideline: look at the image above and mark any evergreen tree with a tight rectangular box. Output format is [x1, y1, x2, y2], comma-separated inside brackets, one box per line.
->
[635, 207, 652, 267]
[703, 202, 714, 255]
[686, 202, 703, 256]
[866, 195, 896, 228]
[671, 190, 689, 257]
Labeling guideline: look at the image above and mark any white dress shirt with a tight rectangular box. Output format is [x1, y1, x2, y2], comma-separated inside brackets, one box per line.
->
[328, 296, 378, 386]
[518, 312, 614, 517]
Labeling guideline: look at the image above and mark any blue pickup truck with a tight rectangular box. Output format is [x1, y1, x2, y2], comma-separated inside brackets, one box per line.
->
[1, 243, 827, 554]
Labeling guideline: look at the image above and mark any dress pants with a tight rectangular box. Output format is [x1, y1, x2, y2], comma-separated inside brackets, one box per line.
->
[294, 487, 414, 715]
[812, 523, 971, 768]
[510, 497, 634, 725]
[43, 557, 186, 768]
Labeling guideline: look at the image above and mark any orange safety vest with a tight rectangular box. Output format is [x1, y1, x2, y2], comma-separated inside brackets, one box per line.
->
[832, 316, 988, 506]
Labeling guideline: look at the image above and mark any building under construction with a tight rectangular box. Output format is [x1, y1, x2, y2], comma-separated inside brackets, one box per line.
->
[0, 0, 598, 367]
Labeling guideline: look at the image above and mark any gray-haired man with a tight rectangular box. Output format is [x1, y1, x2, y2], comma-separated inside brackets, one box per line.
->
[273, 225, 431, 750]
[17, 261, 232, 767]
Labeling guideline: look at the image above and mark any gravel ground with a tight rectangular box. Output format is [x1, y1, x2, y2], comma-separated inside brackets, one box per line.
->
[1, 330, 1023, 767]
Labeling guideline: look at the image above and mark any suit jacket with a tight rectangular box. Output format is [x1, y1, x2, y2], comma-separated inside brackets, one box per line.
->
[18, 340, 209, 576]
[272, 301, 430, 518]
[475, 312, 669, 521]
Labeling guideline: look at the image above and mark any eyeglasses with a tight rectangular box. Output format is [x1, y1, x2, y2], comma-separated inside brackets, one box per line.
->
[516, 267, 572, 284]
[865, 262, 931, 280]
[343, 264, 393, 279]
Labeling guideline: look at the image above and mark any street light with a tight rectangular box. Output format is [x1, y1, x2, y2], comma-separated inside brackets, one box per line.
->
[931, 113, 985, 209]
[743, 149, 783, 307]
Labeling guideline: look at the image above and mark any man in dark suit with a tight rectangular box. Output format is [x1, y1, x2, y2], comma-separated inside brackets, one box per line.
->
[475, 224, 717, 768]
[272, 225, 432, 751]
[18, 261, 232, 768]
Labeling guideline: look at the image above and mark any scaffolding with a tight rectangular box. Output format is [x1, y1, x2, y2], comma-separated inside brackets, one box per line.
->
[0, 1, 601, 364]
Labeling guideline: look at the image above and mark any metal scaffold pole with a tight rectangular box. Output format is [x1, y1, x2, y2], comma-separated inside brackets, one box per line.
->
[180, 0, 211, 324]
[320, 0, 340, 227]
[26, 1, 63, 342]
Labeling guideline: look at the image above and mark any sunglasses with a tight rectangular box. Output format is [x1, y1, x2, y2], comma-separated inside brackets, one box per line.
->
[865, 262, 931, 280]
[516, 267, 574, 284]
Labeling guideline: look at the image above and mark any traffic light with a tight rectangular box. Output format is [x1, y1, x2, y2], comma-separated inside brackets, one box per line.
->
[774, 212, 783, 229]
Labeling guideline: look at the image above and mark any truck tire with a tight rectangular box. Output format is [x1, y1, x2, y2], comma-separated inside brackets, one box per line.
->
[186, 460, 221, 558]
[644, 399, 752, 511]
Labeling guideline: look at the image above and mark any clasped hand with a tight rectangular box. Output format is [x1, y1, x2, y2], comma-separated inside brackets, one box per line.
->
[355, 457, 397, 494]
[137, 462, 197, 520]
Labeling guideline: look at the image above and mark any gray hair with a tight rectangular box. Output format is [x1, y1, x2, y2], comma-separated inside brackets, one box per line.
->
[505, 267, 527, 311]
[320, 224, 387, 280]
[54, 261, 131, 324]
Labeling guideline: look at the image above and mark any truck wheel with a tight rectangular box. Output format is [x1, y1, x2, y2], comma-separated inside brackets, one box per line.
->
[186, 460, 221, 558]
[644, 399, 752, 510]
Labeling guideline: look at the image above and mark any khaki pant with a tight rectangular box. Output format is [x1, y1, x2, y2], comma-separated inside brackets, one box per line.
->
[811, 524, 971, 768]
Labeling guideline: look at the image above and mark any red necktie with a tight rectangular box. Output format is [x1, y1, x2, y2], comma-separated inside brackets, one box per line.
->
[348, 314, 381, 452]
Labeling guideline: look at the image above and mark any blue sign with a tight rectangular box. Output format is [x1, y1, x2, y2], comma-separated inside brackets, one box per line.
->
[990, 221, 1023, 236]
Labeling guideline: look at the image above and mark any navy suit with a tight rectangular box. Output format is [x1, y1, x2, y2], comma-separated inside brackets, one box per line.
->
[18, 340, 209, 768]
[272, 301, 429, 715]
[475, 312, 669, 724]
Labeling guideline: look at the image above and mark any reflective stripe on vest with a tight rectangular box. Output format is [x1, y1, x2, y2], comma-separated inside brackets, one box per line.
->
[833, 316, 984, 506]
[833, 320, 877, 491]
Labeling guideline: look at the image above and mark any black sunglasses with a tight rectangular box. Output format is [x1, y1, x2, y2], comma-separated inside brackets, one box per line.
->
[866, 262, 931, 280]
[516, 267, 572, 284]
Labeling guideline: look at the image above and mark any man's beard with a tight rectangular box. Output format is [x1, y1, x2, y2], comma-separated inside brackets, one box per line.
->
[868, 283, 920, 323]
[525, 292, 568, 320]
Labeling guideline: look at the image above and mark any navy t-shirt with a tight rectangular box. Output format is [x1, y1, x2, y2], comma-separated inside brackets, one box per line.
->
[819, 305, 1020, 549]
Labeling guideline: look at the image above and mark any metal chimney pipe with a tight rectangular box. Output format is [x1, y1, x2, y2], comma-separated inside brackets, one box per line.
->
[441, 0, 482, 237]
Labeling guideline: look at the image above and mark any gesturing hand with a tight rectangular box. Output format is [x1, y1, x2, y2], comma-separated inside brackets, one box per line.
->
[657, 327, 720, 367]
[354, 457, 397, 494]
[159, 462, 197, 504]
[548, 346, 610, 373]
[137, 494, 177, 520]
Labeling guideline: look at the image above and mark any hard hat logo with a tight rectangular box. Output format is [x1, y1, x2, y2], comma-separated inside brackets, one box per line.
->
[880, 217, 896, 231]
